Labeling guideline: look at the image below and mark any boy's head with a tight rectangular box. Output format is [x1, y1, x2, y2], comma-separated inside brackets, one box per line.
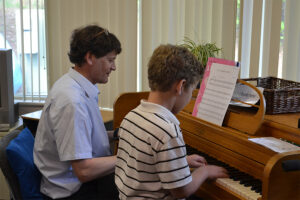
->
[68, 25, 122, 67]
[148, 44, 203, 92]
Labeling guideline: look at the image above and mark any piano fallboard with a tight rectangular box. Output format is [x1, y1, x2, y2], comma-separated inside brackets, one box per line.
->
[178, 111, 275, 179]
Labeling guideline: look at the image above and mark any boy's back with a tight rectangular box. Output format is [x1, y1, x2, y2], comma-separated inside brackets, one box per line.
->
[115, 100, 192, 199]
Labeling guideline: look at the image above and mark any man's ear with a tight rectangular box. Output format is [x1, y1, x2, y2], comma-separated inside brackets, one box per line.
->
[175, 79, 186, 95]
[84, 52, 93, 65]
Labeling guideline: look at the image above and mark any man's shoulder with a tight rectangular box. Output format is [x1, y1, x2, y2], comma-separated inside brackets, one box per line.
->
[47, 79, 84, 109]
[52, 73, 78, 90]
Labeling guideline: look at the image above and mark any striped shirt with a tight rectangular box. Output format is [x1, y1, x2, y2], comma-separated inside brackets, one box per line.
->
[115, 100, 192, 200]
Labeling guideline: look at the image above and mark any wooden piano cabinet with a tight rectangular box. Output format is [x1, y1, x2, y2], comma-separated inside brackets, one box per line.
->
[183, 125, 300, 199]
[113, 91, 149, 130]
[178, 112, 272, 180]
[112, 86, 300, 200]
[257, 113, 300, 145]
[263, 151, 300, 200]
[113, 91, 149, 153]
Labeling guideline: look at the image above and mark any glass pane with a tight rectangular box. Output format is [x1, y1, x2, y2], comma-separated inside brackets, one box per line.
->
[22, 0, 32, 98]
[235, 0, 241, 62]
[1, 0, 47, 101]
[278, 0, 286, 78]
[30, 0, 39, 98]
[3, 0, 24, 97]
[0, 0, 5, 48]
[38, 0, 47, 98]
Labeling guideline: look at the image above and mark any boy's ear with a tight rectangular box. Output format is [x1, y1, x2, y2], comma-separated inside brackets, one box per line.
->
[175, 79, 186, 95]
[84, 52, 93, 65]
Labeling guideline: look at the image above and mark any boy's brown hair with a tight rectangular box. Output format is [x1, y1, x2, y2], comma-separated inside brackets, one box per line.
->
[148, 44, 203, 92]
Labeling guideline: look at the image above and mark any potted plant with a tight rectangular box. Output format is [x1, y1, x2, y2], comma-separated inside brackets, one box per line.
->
[180, 36, 222, 87]
[181, 36, 222, 67]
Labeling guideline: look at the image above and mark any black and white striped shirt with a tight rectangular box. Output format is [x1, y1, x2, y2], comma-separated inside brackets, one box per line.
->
[115, 100, 192, 200]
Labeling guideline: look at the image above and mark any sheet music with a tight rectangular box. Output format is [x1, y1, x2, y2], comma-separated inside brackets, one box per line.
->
[230, 83, 264, 107]
[249, 137, 300, 153]
[193, 58, 240, 126]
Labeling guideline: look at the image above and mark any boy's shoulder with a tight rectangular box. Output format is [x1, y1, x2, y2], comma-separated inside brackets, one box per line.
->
[125, 104, 181, 140]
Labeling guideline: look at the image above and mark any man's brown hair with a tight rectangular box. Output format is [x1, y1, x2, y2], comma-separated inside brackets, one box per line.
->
[68, 25, 121, 66]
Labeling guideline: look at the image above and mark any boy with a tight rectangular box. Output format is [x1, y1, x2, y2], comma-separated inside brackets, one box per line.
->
[115, 44, 228, 199]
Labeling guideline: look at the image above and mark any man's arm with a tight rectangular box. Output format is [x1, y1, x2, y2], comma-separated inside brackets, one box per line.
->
[107, 130, 114, 141]
[71, 155, 116, 183]
[107, 128, 119, 142]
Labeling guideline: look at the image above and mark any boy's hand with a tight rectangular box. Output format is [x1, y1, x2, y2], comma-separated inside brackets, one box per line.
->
[202, 165, 229, 180]
[187, 154, 207, 168]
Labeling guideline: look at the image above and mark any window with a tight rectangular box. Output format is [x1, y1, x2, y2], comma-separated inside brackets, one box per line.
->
[0, 0, 47, 102]
[278, 0, 286, 78]
[237, 0, 300, 80]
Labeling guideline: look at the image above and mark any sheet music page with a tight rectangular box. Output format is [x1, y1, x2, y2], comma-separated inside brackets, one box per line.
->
[249, 137, 300, 153]
[193, 58, 240, 126]
[230, 83, 264, 107]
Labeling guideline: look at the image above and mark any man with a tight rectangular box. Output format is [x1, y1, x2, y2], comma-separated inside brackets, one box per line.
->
[34, 25, 121, 199]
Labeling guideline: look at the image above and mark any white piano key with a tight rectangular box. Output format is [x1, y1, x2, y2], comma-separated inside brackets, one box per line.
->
[216, 178, 262, 200]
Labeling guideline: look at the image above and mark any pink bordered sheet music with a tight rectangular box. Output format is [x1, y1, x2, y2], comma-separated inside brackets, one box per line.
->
[192, 57, 240, 126]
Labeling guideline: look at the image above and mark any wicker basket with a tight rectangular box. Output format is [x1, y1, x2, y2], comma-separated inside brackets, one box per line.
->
[242, 77, 300, 114]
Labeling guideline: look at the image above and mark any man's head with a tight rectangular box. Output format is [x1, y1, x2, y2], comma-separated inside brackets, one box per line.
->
[148, 44, 203, 92]
[68, 25, 121, 67]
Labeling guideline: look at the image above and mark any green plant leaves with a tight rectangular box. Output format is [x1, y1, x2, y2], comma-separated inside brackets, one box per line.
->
[180, 36, 222, 67]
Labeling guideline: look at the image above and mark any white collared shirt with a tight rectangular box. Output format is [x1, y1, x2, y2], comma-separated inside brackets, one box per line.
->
[34, 68, 111, 198]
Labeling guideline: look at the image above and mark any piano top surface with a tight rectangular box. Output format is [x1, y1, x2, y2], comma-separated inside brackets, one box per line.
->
[264, 112, 300, 129]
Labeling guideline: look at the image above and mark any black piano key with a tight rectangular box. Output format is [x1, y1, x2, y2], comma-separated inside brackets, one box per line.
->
[251, 182, 262, 192]
[232, 173, 248, 181]
[186, 144, 262, 193]
[244, 179, 261, 187]
[239, 175, 256, 184]
[252, 184, 262, 192]
[228, 167, 240, 171]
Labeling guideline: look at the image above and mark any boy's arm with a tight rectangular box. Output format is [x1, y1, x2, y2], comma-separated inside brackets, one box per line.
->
[170, 165, 228, 199]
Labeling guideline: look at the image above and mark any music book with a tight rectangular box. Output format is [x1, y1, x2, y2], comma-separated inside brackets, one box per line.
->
[230, 83, 264, 107]
[192, 57, 240, 126]
[249, 137, 300, 153]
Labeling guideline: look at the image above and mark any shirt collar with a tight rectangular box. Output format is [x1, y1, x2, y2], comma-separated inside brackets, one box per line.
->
[68, 68, 100, 99]
[138, 100, 180, 125]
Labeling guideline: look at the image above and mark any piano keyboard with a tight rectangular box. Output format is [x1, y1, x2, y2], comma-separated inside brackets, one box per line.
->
[216, 178, 262, 200]
[186, 145, 262, 200]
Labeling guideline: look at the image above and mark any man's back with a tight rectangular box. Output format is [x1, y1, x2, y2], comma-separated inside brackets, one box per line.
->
[34, 69, 111, 198]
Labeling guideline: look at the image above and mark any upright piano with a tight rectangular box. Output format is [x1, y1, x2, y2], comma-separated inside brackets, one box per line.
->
[113, 80, 300, 200]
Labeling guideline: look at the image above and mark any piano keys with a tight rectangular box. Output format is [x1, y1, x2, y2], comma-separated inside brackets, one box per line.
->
[186, 144, 262, 200]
